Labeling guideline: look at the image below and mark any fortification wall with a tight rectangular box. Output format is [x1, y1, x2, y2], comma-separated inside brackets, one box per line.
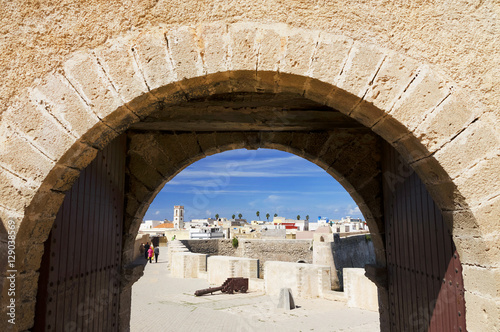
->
[182, 239, 313, 278]
[331, 234, 377, 290]
[182, 237, 375, 289]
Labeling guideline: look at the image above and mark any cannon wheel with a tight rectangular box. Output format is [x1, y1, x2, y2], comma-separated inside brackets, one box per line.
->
[239, 285, 248, 293]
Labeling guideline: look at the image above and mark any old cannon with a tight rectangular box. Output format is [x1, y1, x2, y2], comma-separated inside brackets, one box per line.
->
[194, 277, 248, 296]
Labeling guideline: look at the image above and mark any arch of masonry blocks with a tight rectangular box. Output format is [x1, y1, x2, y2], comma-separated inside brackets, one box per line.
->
[0, 22, 498, 330]
[122, 129, 383, 265]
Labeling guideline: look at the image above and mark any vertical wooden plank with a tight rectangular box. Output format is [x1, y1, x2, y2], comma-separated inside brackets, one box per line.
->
[75, 165, 86, 330]
[62, 184, 76, 330]
[88, 152, 99, 331]
[414, 176, 429, 330]
[70, 166, 85, 329]
[390, 147, 402, 332]
[395, 172, 405, 331]
[399, 170, 411, 331]
[102, 145, 110, 331]
[404, 174, 416, 332]
[382, 142, 466, 331]
[111, 138, 121, 330]
[78, 159, 96, 330]
[421, 181, 435, 331]
[99, 148, 108, 331]
[408, 173, 420, 331]
[98, 153, 108, 331]
[86, 153, 99, 330]
[115, 134, 126, 329]
[385, 163, 397, 332]
[104, 145, 114, 330]
[433, 194, 447, 332]
[35, 135, 126, 331]
[99, 147, 110, 331]
[52, 196, 70, 331]
[427, 193, 441, 332]
[387, 146, 397, 332]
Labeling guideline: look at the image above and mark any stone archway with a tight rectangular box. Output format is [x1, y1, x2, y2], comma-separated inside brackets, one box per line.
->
[0, 22, 497, 331]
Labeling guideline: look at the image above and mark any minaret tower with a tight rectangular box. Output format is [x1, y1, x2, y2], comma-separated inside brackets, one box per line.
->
[173, 205, 184, 229]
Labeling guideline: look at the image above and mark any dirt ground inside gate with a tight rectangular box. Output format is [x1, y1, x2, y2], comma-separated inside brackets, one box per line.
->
[130, 251, 380, 332]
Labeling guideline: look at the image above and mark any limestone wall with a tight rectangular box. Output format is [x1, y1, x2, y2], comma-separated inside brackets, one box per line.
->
[0, 3, 499, 329]
[182, 236, 375, 286]
[1, 1, 498, 116]
[181, 239, 237, 256]
[171, 252, 207, 278]
[343, 268, 378, 312]
[264, 261, 331, 299]
[182, 239, 313, 278]
[207, 256, 258, 285]
[331, 234, 376, 290]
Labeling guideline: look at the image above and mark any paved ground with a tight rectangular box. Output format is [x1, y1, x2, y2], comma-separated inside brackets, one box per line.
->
[130, 249, 380, 332]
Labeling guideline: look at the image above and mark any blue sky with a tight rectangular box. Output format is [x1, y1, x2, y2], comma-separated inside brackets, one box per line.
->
[143, 148, 363, 222]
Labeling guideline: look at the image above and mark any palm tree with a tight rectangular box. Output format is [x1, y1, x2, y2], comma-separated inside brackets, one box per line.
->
[256, 211, 260, 220]
[274, 213, 278, 217]
[232, 214, 235, 220]
[215, 213, 219, 220]
[297, 215, 301, 220]
[238, 213, 242, 219]
[306, 215, 309, 221]
[266, 213, 270, 221]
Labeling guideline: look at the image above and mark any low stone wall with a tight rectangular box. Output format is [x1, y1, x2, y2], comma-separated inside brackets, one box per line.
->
[343, 268, 378, 312]
[171, 252, 207, 278]
[174, 242, 378, 311]
[331, 234, 376, 290]
[180, 239, 237, 256]
[207, 256, 259, 285]
[264, 261, 331, 299]
[167, 240, 190, 267]
[181, 239, 313, 278]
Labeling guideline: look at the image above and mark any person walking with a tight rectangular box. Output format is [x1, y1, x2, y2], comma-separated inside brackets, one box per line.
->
[147, 246, 154, 263]
[154, 246, 160, 263]
[144, 242, 150, 260]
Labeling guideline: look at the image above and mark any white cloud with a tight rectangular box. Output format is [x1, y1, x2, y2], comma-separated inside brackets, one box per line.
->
[267, 195, 282, 202]
[205, 155, 302, 170]
[347, 207, 361, 215]
[155, 210, 160, 215]
[176, 170, 319, 179]
[161, 184, 344, 195]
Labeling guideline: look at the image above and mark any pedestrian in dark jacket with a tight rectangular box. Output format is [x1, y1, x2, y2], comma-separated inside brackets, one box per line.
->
[144, 242, 150, 260]
[154, 246, 160, 263]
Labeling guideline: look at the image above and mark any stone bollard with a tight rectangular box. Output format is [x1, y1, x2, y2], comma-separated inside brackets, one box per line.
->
[277, 288, 295, 311]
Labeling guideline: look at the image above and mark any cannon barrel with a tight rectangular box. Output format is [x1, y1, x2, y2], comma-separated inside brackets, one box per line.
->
[194, 277, 248, 296]
[194, 286, 224, 296]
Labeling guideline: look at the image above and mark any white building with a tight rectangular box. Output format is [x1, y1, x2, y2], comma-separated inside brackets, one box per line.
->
[331, 216, 368, 233]
[173, 205, 185, 229]
[189, 226, 224, 239]
[188, 218, 216, 227]
[272, 216, 309, 231]
[139, 220, 163, 231]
